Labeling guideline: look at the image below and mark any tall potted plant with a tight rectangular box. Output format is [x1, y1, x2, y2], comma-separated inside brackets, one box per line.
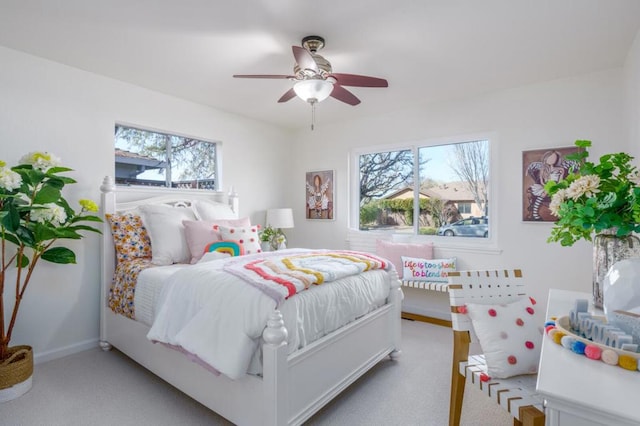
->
[544, 140, 640, 307]
[0, 152, 101, 400]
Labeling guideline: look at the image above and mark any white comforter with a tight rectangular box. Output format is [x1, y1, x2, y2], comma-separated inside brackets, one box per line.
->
[146, 250, 392, 380]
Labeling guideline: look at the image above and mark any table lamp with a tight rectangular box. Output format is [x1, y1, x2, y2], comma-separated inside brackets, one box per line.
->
[266, 208, 294, 250]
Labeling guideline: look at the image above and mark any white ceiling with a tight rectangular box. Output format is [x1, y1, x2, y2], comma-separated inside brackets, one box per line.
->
[1, 0, 639, 130]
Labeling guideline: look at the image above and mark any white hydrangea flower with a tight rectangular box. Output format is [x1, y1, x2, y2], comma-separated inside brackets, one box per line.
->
[30, 203, 67, 225]
[549, 188, 567, 217]
[20, 151, 62, 172]
[566, 175, 600, 200]
[0, 167, 22, 191]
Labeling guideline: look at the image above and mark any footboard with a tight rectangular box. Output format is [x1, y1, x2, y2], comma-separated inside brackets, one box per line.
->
[101, 275, 401, 426]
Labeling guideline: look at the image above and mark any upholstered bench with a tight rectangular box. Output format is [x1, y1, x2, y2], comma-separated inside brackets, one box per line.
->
[401, 279, 452, 327]
[346, 235, 455, 327]
[371, 239, 456, 327]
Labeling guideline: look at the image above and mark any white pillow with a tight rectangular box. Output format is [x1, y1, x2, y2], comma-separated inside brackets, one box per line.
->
[375, 240, 434, 279]
[401, 256, 456, 282]
[138, 204, 196, 265]
[217, 224, 262, 255]
[192, 199, 236, 221]
[198, 251, 231, 263]
[466, 297, 543, 378]
[183, 217, 251, 263]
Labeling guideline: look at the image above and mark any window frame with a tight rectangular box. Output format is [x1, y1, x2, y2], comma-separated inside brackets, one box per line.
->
[349, 133, 499, 252]
[114, 122, 223, 191]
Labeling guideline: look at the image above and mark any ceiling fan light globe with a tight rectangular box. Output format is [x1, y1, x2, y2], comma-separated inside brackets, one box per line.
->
[294, 79, 333, 103]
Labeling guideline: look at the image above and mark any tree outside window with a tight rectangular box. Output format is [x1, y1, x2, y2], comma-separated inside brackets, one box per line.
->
[114, 125, 219, 190]
[356, 139, 490, 238]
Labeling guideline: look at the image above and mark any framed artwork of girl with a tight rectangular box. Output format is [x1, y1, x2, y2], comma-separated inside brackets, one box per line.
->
[305, 170, 334, 220]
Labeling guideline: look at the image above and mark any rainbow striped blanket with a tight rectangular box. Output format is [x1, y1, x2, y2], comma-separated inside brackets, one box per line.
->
[223, 249, 390, 305]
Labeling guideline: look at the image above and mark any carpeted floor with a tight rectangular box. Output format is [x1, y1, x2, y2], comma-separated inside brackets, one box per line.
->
[1, 319, 511, 425]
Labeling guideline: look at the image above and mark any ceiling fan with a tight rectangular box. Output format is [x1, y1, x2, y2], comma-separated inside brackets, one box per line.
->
[233, 36, 388, 128]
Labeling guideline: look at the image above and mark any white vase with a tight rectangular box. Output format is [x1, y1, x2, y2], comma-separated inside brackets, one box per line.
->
[592, 229, 640, 308]
[603, 258, 640, 346]
[603, 258, 640, 319]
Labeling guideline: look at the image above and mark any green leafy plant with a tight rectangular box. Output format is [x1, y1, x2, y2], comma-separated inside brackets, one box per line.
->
[260, 225, 276, 242]
[544, 140, 640, 246]
[0, 152, 102, 361]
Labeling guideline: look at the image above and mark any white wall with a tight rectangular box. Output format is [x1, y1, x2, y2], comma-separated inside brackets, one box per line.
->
[3, 35, 638, 362]
[625, 29, 640, 160]
[0, 46, 291, 362]
[289, 69, 628, 307]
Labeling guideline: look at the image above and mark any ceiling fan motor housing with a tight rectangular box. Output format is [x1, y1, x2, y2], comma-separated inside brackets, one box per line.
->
[301, 35, 324, 52]
[295, 36, 332, 78]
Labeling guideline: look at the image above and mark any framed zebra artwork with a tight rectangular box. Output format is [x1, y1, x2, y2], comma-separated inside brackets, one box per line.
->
[522, 146, 583, 222]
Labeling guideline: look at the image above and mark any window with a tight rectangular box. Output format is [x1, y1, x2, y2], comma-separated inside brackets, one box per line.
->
[357, 149, 415, 232]
[457, 202, 472, 215]
[114, 124, 219, 190]
[353, 138, 490, 239]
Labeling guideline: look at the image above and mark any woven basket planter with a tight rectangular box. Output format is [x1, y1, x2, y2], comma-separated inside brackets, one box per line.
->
[0, 345, 33, 402]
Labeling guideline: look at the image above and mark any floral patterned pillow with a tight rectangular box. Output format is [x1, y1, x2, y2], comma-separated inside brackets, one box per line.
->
[106, 213, 152, 262]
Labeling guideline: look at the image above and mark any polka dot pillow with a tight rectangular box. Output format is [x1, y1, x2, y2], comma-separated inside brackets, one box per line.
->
[217, 225, 262, 255]
[106, 213, 152, 262]
[466, 297, 543, 378]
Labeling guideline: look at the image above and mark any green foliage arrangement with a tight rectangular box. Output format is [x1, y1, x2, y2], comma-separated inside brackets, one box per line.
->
[544, 140, 640, 246]
[0, 152, 102, 361]
[259, 225, 276, 242]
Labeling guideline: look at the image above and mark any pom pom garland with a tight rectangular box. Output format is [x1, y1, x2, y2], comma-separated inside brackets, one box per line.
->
[571, 340, 586, 355]
[619, 355, 638, 371]
[552, 331, 566, 345]
[601, 349, 619, 366]
[545, 320, 640, 374]
[584, 345, 602, 360]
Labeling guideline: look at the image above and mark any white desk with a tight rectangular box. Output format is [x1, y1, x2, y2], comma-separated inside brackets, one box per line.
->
[536, 289, 640, 426]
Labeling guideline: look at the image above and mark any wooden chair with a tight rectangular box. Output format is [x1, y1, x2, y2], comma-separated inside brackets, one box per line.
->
[447, 270, 545, 426]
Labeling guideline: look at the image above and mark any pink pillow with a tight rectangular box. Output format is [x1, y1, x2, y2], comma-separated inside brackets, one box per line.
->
[183, 218, 251, 263]
[375, 239, 434, 279]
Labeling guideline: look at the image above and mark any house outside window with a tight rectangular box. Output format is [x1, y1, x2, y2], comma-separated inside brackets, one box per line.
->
[114, 124, 219, 190]
[352, 138, 491, 240]
[456, 202, 472, 215]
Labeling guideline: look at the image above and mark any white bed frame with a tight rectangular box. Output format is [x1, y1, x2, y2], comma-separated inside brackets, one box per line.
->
[99, 176, 402, 426]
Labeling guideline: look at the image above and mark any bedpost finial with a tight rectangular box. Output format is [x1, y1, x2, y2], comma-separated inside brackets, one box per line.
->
[263, 310, 288, 346]
[228, 186, 239, 215]
[100, 176, 116, 193]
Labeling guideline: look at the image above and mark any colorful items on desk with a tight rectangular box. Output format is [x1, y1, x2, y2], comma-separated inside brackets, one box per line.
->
[545, 317, 640, 372]
[568, 299, 638, 351]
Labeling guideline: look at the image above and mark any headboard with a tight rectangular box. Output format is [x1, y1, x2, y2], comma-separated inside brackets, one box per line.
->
[99, 176, 239, 339]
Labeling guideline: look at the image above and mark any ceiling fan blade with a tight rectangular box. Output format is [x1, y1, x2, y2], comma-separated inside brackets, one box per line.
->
[330, 84, 361, 106]
[329, 73, 388, 87]
[233, 74, 294, 79]
[277, 88, 297, 103]
[292, 46, 319, 73]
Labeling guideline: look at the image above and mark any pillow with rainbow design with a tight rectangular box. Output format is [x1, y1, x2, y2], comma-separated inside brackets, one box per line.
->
[204, 240, 244, 257]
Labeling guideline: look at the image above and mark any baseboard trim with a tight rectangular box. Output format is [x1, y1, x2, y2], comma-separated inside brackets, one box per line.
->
[34, 338, 99, 365]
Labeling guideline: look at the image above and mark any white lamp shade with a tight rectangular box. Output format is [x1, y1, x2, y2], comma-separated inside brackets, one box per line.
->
[293, 79, 333, 103]
[266, 208, 294, 229]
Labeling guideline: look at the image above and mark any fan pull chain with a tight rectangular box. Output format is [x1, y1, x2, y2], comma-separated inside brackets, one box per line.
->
[311, 101, 316, 131]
